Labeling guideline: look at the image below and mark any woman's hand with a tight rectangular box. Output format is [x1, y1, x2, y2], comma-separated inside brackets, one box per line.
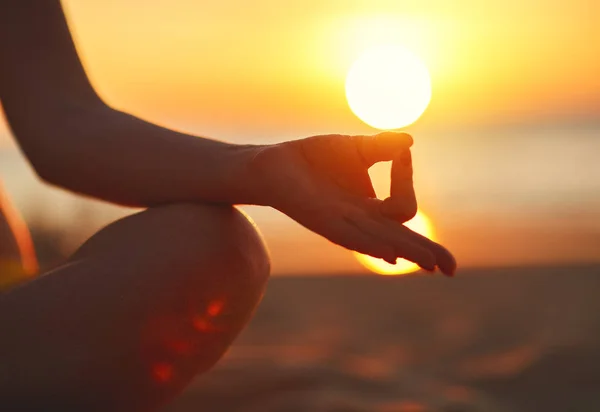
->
[249, 132, 456, 276]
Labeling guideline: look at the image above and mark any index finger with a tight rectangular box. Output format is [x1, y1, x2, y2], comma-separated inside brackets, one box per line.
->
[355, 132, 413, 167]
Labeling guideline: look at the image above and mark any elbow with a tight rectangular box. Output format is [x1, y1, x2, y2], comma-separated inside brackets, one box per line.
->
[17, 118, 93, 189]
[7, 97, 111, 190]
[6, 117, 70, 188]
[20, 134, 71, 188]
[29, 152, 65, 187]
[34, 164, 59, 186]
[30, 152, 94, 199]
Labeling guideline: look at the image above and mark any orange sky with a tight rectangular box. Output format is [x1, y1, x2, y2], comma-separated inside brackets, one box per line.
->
[1, 0, 599, 274]
[1, 0, 598, 139]
[58, 0, 600, 135]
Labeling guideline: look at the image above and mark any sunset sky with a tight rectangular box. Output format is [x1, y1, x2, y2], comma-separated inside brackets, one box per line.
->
[1, 0, 599, 274]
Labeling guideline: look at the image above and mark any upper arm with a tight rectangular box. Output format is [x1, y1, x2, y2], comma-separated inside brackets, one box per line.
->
[0, 0, 103, 152]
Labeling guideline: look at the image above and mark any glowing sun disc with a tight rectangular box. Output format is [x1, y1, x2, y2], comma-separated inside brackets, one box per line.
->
[354, 210, 435, 275]
[345, 45, 432, 130]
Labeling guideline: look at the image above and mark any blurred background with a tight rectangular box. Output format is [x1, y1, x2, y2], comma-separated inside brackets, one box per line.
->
[1, 1, 599, 410]
[1, 0, 599, 274]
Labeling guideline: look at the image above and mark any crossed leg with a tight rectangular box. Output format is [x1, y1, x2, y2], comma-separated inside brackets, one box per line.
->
[0, 203, 270, 411]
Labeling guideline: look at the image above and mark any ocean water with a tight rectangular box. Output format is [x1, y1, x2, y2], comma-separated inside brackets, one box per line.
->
[1, 124, 599, 274]
[1, 123, 599, 224]
[166, 265, 600, 412]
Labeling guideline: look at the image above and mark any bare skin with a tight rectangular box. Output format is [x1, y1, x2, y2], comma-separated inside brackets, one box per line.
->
[0, 203, 271, 411]
[0, 0, 456, 410]
[0, 183, 38, 288]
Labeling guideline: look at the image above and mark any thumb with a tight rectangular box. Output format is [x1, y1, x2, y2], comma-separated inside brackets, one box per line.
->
[356, 132, 413, 167]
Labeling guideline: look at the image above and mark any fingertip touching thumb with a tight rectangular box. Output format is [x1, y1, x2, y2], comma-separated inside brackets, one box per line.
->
[358, 132, 413, 166]
[375, 132, 413, 152]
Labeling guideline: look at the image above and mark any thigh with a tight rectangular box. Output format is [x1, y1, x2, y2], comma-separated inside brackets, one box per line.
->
[0, 203, 270, 411]
[0, 182, 37, 291]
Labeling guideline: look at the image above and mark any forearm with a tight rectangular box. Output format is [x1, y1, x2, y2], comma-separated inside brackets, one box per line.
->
[27, 104, 265, 207]
[0, 0, 266, 208]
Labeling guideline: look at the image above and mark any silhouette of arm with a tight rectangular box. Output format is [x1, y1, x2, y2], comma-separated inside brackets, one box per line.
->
[0, 0, 456, 274]
[0, 0, 261, 207]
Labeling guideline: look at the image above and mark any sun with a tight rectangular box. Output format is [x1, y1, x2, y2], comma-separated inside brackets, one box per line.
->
[345, 45, 432, 130]
[354, 210, 435, 275]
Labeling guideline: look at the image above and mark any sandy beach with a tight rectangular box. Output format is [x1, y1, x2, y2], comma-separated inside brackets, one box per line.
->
[165, 264, 600, 412]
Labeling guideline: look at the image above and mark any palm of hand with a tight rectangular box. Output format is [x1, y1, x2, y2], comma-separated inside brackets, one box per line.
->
[253, 132, 456, 276]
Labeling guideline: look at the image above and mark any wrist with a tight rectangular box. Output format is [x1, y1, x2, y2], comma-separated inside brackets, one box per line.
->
[224, 143, 272, 206]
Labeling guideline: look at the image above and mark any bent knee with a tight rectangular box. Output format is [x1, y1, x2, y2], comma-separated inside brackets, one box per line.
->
[73, 202, 270, 285]
[148, 203, 270, 282]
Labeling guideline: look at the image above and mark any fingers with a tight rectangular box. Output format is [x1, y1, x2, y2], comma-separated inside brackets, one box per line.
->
[322, 205, 456, 275]
[380, 149, 417, 223]
[324, 218, 398, 264]
[346, 213, 436, 271]
[353, 218, 435, 271]
[402, 228, 457, 276]
[381, 215, 456, 276]
[355, 132, 413, 167]
[349, 201, 457, 276]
